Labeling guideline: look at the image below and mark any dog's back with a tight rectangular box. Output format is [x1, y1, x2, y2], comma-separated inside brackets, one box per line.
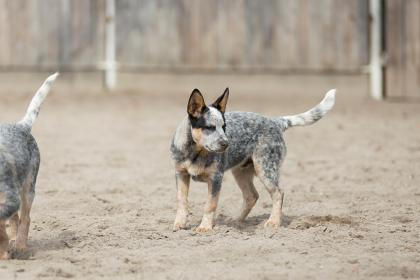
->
[223, 112, 285, 170]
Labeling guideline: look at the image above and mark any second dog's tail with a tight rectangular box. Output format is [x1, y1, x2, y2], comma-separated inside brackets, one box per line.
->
[276, 89, 336, 130]
[18, 72, 59, 131]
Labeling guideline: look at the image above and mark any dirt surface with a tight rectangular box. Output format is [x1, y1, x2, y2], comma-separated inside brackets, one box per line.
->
[0, 74, 419, 279]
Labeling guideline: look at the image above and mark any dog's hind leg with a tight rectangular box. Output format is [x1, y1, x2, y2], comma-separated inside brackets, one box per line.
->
[264, 185, 284, 228]
[13, 177, 36, 258]
[12, 192, 34, 259]
[256, 172, 284, 228]
[253, 146, 285, 228]
[0, 220, 9, 259]
[232, 163, 259, 222]
[14, 194, 34, 255]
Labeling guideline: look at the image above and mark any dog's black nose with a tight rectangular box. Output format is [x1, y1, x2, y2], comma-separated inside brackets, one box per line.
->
[220, 141, 229, 149]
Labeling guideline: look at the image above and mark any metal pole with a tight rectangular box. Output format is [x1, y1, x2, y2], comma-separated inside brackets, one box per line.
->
[104, 0, 116, 90]
[369, 0, 383, 100]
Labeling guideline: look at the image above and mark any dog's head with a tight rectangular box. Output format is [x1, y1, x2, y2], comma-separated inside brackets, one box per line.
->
[187, 88, 229, 153]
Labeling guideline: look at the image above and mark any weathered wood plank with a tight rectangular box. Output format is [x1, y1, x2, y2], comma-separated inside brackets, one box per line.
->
[0, 0, 369, 72]
[386, 0, 420, 98]
[0, 0, 104, 69]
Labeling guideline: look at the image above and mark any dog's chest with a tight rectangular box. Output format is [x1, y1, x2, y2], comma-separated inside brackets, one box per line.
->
[180, 160, 206, 176]
[178, 158, 217, 181]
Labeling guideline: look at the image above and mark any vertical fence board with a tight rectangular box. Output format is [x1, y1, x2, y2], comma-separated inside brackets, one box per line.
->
[386, 0, 420, 98]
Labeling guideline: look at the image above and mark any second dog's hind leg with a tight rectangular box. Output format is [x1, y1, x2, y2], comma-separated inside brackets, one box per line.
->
[15, 191, 34, 253]
[12, 175, 36, 259]
[0, 220, 9, 260]
[232, 163, 259, 222]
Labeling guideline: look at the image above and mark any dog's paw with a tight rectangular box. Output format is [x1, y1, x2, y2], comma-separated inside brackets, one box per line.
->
[9, 246, 31, 260]
[173, 212, 189, 232]
[194, 225, 213, 233]
[264, 219, 280, 229]
[173, 222, 188, 232]
[173, 216, 188, 231]
[235, 217, 246, 223]
[10, 249, 31, 260]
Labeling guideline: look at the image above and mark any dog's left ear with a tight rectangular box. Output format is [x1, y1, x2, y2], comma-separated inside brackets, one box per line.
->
[188, 88, 206, 118]
[212, 88, 229, 113]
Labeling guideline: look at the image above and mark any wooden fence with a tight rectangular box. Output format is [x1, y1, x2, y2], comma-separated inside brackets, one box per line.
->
[0, 0, 104, 69]
[386, 0, 420, 98]
[0, 0, 369, 72]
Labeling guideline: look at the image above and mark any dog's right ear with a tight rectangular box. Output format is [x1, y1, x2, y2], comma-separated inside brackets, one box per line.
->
[212, 87, 229, 114]
[187, 89, 206, 117]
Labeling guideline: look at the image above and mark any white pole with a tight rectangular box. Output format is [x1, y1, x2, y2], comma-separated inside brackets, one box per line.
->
[104, 0, 116, 90]
[369, 0, 383, 100]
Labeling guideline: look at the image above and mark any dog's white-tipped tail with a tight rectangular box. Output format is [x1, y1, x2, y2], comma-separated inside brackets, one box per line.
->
[18, 72, 59, 130]
[280, 89, 336, 130]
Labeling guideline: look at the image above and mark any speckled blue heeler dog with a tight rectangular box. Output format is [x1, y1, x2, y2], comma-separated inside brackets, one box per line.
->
[171, 88, 336, 232]
[0, 73, 58, 259]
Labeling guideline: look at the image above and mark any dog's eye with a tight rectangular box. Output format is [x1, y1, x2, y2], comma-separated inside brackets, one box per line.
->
[204, 126, 216, 131]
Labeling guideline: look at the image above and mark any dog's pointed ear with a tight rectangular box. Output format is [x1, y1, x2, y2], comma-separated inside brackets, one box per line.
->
[212, 87, 229, 113]
[187, 89, 206, 117]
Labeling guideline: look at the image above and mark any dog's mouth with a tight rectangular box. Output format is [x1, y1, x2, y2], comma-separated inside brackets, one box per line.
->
[205, 145, 228, 154]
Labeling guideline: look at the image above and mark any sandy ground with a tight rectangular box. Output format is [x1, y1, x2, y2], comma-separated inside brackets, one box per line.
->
[0, 74, 419, 279]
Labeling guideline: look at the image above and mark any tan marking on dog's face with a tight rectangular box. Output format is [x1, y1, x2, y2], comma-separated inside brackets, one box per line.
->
[191, 128, 204, 147]
[191, 107, 228, 152]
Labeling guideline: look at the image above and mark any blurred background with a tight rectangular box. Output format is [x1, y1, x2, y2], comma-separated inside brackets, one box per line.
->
[0, 0, 418, 100]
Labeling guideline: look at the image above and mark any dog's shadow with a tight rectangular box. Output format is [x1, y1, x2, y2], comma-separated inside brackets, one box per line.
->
[11, 230, 77, 260]
[216, 213, 357, 233]
[216, 213, 295, 233]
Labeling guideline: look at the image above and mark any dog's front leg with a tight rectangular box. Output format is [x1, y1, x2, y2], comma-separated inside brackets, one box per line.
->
[173, 171, 190, 231]
[195, 176, 222, 232]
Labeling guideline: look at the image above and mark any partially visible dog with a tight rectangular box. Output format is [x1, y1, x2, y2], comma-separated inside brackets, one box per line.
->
[0, 73, 58, 259]
[171, 88, 336, 232]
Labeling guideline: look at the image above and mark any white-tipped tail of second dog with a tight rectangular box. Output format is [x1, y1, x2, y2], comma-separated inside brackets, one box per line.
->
[18, 72, 59, 130]
[280, 89, 336, 130]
